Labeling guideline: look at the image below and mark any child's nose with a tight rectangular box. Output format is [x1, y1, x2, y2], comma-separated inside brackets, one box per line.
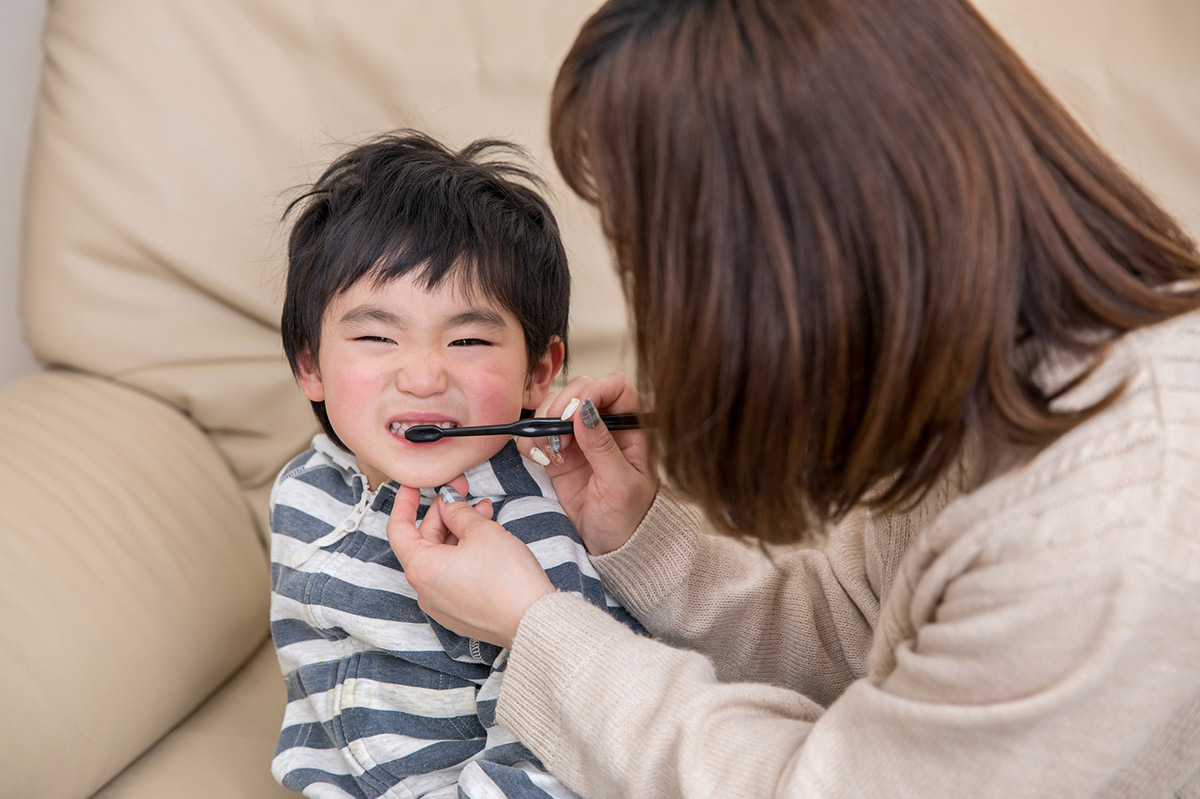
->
[395, 350, 448, 396]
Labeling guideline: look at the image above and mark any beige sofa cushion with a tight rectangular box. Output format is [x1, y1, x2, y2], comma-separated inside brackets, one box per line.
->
[0, 372, 268, 798]
[89, 643, 294, 799]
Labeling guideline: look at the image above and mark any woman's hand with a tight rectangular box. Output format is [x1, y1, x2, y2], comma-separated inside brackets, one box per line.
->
[519, 372, 659, 555]
[387, 475, 555, 648]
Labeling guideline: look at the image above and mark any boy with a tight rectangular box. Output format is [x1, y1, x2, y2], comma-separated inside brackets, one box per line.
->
[269, 131, 639, 799]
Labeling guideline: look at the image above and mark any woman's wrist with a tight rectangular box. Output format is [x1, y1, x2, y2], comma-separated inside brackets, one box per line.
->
[499, 592, 634, 741]
[590, 489, 703, 613]
[503, 579, 557, 649]
[583, 480, 660, 556]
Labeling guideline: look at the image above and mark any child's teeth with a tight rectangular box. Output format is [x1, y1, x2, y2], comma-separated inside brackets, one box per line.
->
[390, 421, 458, 434]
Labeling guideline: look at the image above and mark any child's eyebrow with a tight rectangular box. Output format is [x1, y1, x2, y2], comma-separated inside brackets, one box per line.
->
[337, 304, 508, 330]
[339, 305, 403, 327]
[445, 309, 507, 330]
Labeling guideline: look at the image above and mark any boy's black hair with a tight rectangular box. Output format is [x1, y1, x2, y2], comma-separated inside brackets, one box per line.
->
[281, 130, 571, 448]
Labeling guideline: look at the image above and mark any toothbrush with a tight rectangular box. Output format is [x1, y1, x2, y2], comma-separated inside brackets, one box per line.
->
[403, 413, 647, 442]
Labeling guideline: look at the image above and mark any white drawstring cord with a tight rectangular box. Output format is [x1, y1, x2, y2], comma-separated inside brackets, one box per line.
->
[289, 485, 374, 568]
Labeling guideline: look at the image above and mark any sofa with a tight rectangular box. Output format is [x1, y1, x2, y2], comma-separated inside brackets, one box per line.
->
[2, 2, 1196, 798]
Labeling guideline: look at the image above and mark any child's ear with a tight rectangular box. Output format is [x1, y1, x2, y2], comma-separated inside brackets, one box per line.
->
[296, 350, 326, 402]
[524, 336, 566, 409]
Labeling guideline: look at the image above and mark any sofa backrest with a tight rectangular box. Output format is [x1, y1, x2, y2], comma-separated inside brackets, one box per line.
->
[975, 0, 1199, 238]
[20, 0, 627, 503]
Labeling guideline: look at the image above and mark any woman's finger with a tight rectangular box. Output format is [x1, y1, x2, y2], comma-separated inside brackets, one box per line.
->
[519, 374, 630, 467]
[396, 485, 555, 646]
[434, 488, 510, 554]
[388, 485, 437, 562]
[518, 378, 592, 466]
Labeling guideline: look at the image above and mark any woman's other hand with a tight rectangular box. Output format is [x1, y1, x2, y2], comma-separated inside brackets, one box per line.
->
[387, 475, 555, 648]
[520, 372, 659, 555]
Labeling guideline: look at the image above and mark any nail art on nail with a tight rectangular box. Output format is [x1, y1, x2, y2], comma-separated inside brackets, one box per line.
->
[560, 398, 580, 420]
[528, 447, 551, 466]
[547, 435, 565, 465]
[581, 398, 601, 429]
[438, 485, 464, 504]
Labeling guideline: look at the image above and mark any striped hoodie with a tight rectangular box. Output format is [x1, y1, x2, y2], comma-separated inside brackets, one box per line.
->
[269, 435, 641, 798]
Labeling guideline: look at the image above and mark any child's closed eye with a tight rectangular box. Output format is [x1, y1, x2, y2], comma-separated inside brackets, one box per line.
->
[355, 335, 396, 344]
[449, 338, 491, 347]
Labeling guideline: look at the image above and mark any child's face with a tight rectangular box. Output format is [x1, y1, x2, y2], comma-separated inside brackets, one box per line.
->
[297, 272, 563, 490]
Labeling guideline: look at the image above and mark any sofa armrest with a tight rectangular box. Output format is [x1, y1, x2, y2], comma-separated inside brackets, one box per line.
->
[0, 370, 270, 799]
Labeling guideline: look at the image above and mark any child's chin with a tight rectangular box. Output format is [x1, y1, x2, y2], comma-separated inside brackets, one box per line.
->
[388, 444, 508, 490]
[388, 466, 467, 491]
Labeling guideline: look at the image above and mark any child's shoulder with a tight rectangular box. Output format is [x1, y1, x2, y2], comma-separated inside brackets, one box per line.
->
[269, 435, 358, 508]
[468, 440, 581, 546]
[470, 439, 559, 503]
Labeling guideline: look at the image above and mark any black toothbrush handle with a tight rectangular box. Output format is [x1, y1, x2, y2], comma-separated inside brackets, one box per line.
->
[505, 413, 645, 437]
[405, 413, 647, 442]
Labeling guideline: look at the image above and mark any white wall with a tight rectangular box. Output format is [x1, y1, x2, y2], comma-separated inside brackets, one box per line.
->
[0, 0, 46, 385]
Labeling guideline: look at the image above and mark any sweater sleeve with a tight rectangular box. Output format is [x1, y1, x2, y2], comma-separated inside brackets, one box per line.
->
[496, 517, 1200, 799]
[496, 592, 826, 798]
[589, 491, 878, 703]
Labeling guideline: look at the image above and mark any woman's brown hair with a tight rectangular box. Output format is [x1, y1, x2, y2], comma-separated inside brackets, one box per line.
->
[550, 0, 1200, 543]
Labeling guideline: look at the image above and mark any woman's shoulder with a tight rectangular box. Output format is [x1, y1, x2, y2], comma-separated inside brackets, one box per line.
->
[1125, 306, 1200, 427]
[1029, 308, 1200, 502]
[924, 309, 1200, 576]
[862, 315, 1200, 770]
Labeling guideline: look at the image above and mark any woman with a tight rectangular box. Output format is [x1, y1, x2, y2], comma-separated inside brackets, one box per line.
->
[389, 0, 1200, 795]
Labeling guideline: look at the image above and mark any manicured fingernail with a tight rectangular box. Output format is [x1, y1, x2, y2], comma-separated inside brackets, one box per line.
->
[560, 398, 580, 420]
[581, 398, 600, 429]
[438, 485, 464, 504]
[548, 434, 561, 455]
[528, 447, 551, 466]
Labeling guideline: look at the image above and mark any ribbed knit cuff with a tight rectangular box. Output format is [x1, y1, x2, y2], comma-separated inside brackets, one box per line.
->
[589, 490, 704, 618]
[496, 591, 632, 780]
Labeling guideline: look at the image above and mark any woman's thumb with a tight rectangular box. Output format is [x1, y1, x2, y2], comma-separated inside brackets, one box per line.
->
[574, 398, 632, 477]
[436, 486, 495, 536]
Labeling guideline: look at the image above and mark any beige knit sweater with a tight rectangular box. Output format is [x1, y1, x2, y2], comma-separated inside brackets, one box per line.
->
[496, 310, 1200, 798]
